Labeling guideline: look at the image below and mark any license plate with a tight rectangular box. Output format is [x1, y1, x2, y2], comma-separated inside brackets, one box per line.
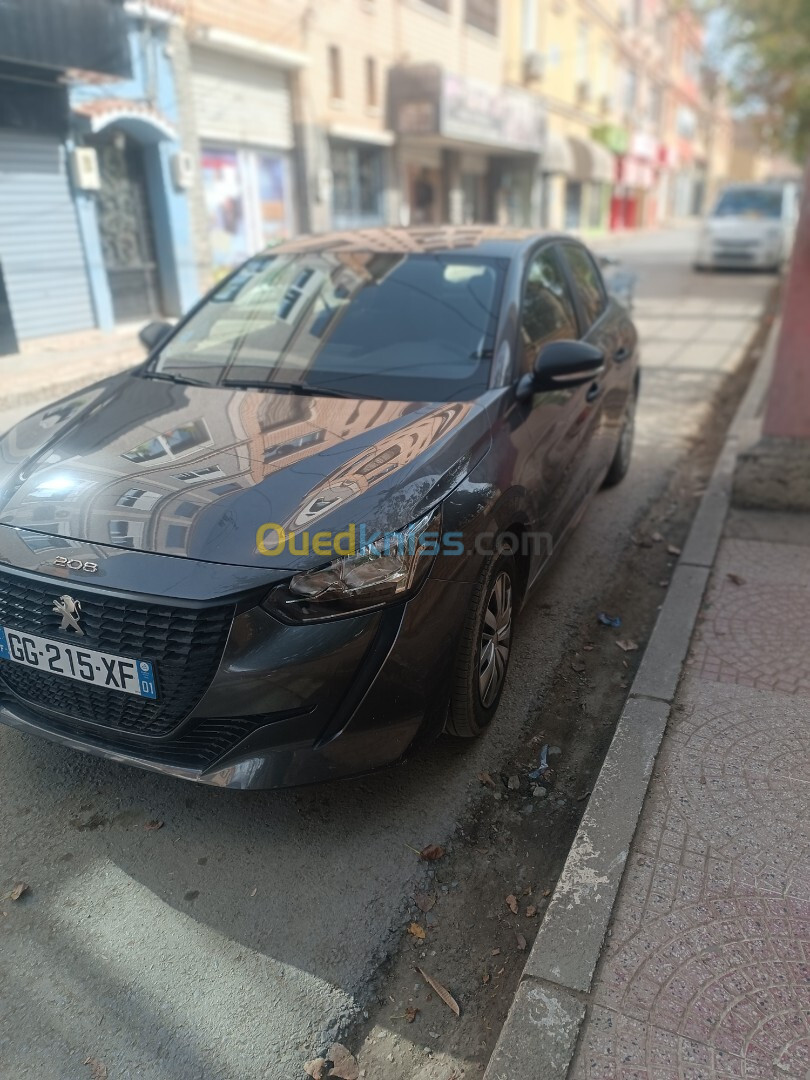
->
[0, 626, 157, 699]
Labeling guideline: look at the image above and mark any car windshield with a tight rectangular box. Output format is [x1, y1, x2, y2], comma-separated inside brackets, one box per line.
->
[153, 250, 507, 402]
[712, 188, 783, 219]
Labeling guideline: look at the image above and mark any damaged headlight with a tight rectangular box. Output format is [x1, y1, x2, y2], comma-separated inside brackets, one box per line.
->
[264, 507, 441, 622]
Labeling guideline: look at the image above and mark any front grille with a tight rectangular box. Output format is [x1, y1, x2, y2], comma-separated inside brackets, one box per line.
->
[0, 569, 234, 738]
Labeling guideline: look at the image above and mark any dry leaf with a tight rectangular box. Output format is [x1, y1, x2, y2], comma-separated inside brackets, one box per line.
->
[516, 933, 527, 951]
[543, 888, 551, 897]
[651, 531, 664, 542]
[144, 819, 163, 831]
[616, 639, 639, 653]
[327, 1043, 359, 1080]
[413, 889, 436, 913]
[304, 1060, 327, 1080]
[405, 1005, 419, 1023]
[477, 771, 495, 788]
[491, 947, 501, 956]
[505, 894, 519, 914]
[8, 882, 28, 902]
[419, 844, 445, 861]
[583, 643, 594, 651]
[249, 886, 257, 897]
[667, 545, 682, 556]
[526, 905, 537, 918]
[83, 1059, 107, 1080]
[408, 921, 426, 940]
[571, 659, 585, 672]
[415, 966, 460, 1017]
[727, 573, 746, 586]
[482, 972, 490, 984]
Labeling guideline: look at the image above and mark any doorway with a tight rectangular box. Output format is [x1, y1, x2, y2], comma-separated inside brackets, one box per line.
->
[91, 131, 161, 322]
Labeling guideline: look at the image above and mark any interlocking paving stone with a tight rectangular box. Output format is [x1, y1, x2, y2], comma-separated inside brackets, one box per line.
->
[570, 524, 810, 1080]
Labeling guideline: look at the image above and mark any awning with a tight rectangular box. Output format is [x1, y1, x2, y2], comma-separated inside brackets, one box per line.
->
[73, 98, 176, 142]
[567, 135, 615, 184]
[543, 131, 574, 175]
[329, 124, 395, 147]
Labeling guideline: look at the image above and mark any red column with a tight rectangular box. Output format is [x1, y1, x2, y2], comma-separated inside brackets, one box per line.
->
[764, 156, 810, 439]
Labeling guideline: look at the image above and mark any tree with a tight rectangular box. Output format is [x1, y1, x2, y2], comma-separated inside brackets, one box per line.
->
[722, 0, 810, 158]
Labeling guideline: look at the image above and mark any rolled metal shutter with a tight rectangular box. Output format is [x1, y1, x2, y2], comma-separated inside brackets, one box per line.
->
[0, 131, 95, 341]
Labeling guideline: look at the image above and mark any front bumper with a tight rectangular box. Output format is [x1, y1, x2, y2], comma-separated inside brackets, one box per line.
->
[0, 573, 473, 789]
[697, 237, 783, 269]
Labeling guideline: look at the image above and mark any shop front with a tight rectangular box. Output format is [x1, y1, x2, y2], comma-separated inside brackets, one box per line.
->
[563, 135, 615, 232]
[190, 44, 299, 273]
[0, 0, 131, 346]
[327, 126, 393, 230]
[388, 64, 546, 227]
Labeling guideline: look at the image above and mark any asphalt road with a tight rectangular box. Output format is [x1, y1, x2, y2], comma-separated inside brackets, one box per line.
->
[0, 228, 775, 1080]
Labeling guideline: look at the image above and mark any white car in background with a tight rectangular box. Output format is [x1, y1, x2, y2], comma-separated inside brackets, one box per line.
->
[695, 182, 799, 272]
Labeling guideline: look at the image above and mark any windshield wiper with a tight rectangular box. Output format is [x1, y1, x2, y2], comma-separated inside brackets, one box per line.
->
[143, 371, 213, 387]
[221, 379, 378, 399]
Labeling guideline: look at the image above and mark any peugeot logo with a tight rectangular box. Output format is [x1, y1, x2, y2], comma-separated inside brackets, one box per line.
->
[53, 594, 83, 636]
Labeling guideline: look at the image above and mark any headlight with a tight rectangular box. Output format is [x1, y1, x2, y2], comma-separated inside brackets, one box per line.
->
[263, 507, 441, 623]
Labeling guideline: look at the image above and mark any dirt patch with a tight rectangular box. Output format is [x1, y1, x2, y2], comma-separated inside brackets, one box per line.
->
[341, 294, 778, 1079]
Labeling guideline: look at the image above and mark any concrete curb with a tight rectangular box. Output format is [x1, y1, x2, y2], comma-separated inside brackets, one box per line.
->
[483, 314, 781, 1080]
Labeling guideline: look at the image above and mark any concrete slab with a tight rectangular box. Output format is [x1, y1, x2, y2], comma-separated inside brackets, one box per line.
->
[523, 696, 670, 993]
[483, 981, 586, 1080]
[631, 564, 710, 701]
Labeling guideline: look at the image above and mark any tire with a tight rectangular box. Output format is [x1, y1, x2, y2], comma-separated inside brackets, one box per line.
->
[603, 386, 637, 488]
[446, 551, 517, 738]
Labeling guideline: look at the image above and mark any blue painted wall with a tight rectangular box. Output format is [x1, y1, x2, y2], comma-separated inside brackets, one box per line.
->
[69, 17, 199, 326]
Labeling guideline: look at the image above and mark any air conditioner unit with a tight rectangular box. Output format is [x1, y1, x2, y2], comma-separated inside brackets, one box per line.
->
[523, 51, 545, 82]
[576, 80, 592, 104]
[69, 147, 100, 191]
[170, 151, 195, 190]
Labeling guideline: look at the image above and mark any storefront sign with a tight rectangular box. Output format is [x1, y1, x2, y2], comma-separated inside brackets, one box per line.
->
[441, 74, 546, 152]
[391, 64, 546, 155]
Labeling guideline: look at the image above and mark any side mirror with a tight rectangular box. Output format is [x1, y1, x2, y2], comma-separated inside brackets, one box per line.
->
[518, 340, 605, 399]
[139, 320, 173, 352]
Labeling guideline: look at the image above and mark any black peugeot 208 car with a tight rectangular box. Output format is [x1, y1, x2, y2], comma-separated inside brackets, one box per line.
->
[0, 228, 638, 789]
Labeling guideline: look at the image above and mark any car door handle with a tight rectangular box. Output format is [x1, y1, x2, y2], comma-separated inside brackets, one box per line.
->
[586, 381, 602, 403]
[614, 345, 631, 363]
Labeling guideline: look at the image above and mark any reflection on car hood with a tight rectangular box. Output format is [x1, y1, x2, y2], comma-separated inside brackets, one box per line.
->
[0, 373, 492, 569]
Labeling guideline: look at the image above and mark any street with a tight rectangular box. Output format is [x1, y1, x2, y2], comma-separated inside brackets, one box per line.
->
[0, 227, 775, 1080]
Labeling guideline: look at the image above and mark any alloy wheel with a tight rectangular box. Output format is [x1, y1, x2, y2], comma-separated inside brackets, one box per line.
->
[478, 570, 513, 708]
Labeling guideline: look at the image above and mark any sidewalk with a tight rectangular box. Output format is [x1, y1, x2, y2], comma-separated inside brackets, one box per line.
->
[1, 326, 144, 409]
[569, 503, 810, 1080]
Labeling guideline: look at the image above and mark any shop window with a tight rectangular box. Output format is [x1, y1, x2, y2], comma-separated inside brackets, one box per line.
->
[365, 57, 378, 109]
[564, 182, 583, 230]
[587, 183, 605, 230]
[201, 146, 293, 270]
[331, 142, 384, 228]
[329, 45, 343, 101]
[465, 0, 498, 35]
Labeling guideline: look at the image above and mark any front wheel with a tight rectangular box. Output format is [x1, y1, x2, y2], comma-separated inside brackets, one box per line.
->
[446, 552, 516, 738]
[603, 387, 637, 488]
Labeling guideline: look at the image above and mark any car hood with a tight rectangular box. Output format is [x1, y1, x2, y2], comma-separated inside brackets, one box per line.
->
[0, 373, 492, 570]
[705, 216, 782, 238]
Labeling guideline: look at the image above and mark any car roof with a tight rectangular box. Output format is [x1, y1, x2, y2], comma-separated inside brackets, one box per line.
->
[270, 226, 572, 260]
